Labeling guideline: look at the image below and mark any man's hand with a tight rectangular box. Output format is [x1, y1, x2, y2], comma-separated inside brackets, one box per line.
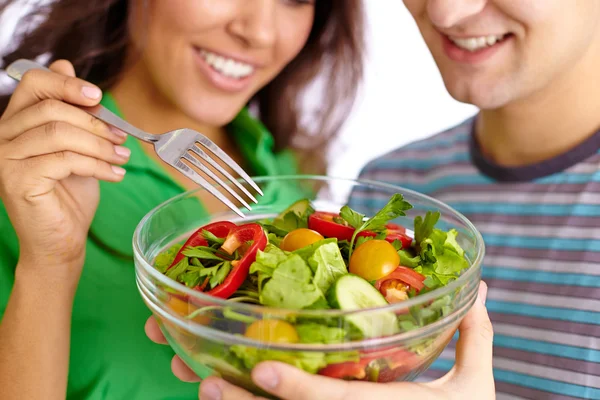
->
[146, 282, 494, 400]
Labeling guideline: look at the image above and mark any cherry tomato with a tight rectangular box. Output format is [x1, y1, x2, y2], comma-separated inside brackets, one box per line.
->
[166, 296, 209, 324]
[349, 240, 400, 281]
[375, 266, 426, 292]
[244, 319, 299, 344]
[308, 212, 412, 248]
[280, 228, 324, 252]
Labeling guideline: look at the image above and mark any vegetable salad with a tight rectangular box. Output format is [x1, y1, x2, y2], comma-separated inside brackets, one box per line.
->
[154, 194, 470, 381]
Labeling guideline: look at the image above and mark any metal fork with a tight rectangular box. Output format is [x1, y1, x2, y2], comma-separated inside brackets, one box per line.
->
[5, 59, 263, 218]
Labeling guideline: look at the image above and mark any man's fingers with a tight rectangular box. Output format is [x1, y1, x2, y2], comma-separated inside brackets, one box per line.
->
[171, 356, 201, 383]
[249, 362, 407, 400]
[453, 281, 494, 379]
[200, 377, 267, 400]
[144, 317, 168, 345]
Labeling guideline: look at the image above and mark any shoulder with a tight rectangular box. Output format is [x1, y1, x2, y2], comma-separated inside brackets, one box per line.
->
[358, 116, 476, 183]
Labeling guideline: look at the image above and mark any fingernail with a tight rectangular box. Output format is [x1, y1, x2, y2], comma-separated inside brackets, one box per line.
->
[112, 166, 126, 176]
[253, 364, 279, 390]
[110, 126, 127, 138]
[200, 382, 222, 400]
[478, 282, 488, 305]
[82, 86, 102, 99]
[114, 145, 131, 159]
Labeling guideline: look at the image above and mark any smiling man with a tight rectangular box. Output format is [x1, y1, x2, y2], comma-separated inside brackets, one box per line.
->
[358, 0, 600, 399]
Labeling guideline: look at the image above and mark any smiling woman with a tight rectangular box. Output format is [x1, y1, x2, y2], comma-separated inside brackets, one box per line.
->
[0, 1, 364, 400]
[0, 0, 363, 174]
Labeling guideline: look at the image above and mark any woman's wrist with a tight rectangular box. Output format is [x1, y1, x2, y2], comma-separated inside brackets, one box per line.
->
[14, 260, 83, 300]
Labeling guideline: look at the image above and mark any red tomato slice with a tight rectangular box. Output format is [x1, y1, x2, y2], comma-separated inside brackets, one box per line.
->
[319, 347, 422, 382]
[318, 361, 367, 380]
[308, 212, 412, 248]
[375, 266, 426, 292]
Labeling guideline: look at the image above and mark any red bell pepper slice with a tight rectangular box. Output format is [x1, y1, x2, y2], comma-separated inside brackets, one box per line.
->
[167, 221, 267, 299]
[169, 221, 236, 267]
[308, 212, 412, 248]
[375, 266, 426, 293]
[318, 360, 368, 380]
[318, 346, 421, 381]
[206, 223, 267, 299]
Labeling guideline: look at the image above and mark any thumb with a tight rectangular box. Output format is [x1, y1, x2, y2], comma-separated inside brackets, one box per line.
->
[452, 281, 494, 380]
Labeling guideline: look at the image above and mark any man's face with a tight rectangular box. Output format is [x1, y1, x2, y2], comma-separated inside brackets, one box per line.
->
[403, 0, 600, 109]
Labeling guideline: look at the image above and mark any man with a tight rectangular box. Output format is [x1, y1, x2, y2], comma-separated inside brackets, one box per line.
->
[150, 0, 600, 398]
[356, 1, 600, 398]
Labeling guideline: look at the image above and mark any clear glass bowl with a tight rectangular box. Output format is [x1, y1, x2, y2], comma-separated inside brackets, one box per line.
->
[133, 176, 484, 397]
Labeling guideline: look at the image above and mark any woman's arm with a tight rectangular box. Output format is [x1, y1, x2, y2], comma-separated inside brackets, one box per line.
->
[0, 265, 79, 399]
[0, 59, 129, 400]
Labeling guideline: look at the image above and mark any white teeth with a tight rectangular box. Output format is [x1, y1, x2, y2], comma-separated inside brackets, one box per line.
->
[199, 49, 255, 79]
[450, 34, 506, 52]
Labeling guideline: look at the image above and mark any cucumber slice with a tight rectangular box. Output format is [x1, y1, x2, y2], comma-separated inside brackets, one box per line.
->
[328, 274, 399, 338]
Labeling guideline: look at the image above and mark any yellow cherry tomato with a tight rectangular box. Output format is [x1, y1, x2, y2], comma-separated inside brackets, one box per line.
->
[280, 228, 324, 252]
[244, 319, 299, 344]
[166, 296, 209, 325]
[349, 239, 400, 281]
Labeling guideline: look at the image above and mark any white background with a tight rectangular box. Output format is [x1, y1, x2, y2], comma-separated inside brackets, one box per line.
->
[0, 1, 476, 178]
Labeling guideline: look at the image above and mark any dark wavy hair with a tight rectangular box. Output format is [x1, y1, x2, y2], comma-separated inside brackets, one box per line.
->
[0, 0, 364, 173]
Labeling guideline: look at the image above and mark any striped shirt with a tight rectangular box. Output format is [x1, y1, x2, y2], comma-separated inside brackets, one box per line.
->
[357, 117, 600, 400]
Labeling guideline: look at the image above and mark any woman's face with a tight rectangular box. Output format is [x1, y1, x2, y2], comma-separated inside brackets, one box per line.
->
[130, 0, 315, 126]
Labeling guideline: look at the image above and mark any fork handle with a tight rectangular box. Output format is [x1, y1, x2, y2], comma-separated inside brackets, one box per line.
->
[5, 59, 158, 143]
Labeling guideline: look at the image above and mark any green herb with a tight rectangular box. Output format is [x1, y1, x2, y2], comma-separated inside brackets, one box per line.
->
[209, 261, 232, 289]
[182, 246, 224, 261]
[414, 211, 440, 243]
[354, 235, 373, 248]
[165, 257, 189, 281]
[201, 229, 225, 245]
[398, 249, 421, 268]
[179, 270, 203, 288]
[261, 224, 289, 238]
[339, 206, 365, 229]
[342, 194, 412, 257]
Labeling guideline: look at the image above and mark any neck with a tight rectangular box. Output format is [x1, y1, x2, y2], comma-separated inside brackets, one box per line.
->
[476, 43, 600, 167]
[109, 60, 228, 146]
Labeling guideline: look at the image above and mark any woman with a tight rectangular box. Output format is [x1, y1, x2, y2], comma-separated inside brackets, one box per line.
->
[0, 1, 363, 399]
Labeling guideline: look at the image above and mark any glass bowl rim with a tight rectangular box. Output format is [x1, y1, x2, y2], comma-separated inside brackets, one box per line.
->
[133, 174, 485, 318]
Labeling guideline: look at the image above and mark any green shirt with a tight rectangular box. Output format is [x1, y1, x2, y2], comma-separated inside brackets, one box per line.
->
[0, 94, 300, 399]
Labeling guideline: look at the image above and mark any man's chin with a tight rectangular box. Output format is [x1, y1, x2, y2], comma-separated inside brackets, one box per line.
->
[444, 80, 512, 110]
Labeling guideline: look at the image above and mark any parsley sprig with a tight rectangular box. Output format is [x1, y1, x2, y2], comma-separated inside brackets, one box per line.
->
[340, 193, 413, 257]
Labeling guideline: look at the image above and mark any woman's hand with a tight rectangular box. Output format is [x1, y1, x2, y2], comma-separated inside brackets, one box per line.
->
[0, 60, 129, 278]
[146, 282, 494, 400]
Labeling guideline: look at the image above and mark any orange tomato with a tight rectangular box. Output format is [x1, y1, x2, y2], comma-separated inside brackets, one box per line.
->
[280, 228, 324, 252]
[244, 319, 299, 344]
[166, 296, 209, 325]
[349, 240, 400, 281]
